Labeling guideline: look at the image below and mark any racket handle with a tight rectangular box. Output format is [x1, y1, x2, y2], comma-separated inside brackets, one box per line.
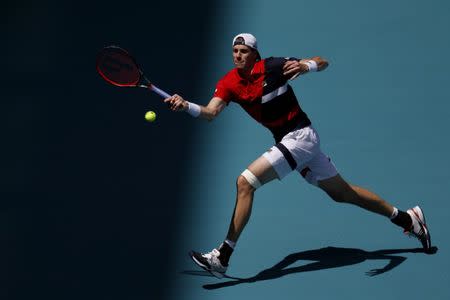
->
[150, 85, 171, 99]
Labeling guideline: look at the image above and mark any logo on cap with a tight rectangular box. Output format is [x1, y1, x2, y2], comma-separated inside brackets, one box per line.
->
[233, 36, 245, 46]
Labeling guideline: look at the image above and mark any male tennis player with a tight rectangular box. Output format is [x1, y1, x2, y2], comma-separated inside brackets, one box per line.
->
[164, 33, 432, 278]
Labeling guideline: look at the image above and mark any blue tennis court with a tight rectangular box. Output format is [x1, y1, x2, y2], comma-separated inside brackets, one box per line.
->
[167, 1, 450, 299]
[5, 1, 449, 299]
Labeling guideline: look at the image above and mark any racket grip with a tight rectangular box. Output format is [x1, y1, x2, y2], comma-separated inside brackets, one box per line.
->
[150, 85, 171, 99]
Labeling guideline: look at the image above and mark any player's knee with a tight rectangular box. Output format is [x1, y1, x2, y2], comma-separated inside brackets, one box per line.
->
[329, 187, 355, 203]
[330, 192, 346, 203]
[323, 188, 347, 203]
[236, 175, 254, 193]
[319, 176, 353, 203]
[237, 169, 261, 192]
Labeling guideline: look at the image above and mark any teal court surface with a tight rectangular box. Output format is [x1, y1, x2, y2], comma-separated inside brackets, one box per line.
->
[5, 1, 450, 299]
[166, 1, 450, 299]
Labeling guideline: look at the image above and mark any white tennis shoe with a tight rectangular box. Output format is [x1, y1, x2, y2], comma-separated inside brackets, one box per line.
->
[189, 248, 227, 278]
[405, 206, 432, 251]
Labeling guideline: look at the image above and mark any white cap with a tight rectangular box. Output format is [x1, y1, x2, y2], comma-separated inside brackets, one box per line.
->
[232, 33, 258, 50]
[232, 33, 260, 60]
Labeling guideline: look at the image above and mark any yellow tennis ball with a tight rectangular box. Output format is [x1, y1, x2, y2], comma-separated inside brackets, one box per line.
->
[145, 111, 156, 122]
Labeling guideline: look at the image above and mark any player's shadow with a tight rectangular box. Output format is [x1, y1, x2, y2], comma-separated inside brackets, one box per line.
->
[184, 246, 437, 290]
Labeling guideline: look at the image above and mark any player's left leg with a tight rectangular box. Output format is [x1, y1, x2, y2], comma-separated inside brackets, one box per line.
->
[317, 174, 394, 217]
[317, 174, 431, 250]
[299, 152, 432, 251]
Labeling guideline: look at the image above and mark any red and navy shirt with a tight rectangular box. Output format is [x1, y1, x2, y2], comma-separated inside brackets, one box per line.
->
[213, 57, 311, 143]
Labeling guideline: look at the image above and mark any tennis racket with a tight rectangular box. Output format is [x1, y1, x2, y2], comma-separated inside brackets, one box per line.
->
[96, 45, 171, 99]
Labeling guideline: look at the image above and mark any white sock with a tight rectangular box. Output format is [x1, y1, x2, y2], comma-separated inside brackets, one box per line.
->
[390, 207, 399, 220]
[224, 239, 236, 249]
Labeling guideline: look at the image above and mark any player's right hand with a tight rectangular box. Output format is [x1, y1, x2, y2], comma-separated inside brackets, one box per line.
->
[164, 94, 188, 112]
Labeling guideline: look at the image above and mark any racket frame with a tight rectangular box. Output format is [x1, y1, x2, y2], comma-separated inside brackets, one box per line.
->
[97, 45, 171, 99]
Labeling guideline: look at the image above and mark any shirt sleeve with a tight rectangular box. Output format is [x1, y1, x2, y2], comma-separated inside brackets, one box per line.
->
[269, 57, 300, 68]
[213, 77, 232, 104]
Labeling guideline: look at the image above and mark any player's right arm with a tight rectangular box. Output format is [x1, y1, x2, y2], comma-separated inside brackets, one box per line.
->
[164, 95, 227, 122]
[200, 97, 227, 121]
[165, 74, 231, 121]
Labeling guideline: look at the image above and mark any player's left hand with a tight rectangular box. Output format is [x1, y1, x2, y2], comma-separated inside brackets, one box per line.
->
[283, 60, 309, 78]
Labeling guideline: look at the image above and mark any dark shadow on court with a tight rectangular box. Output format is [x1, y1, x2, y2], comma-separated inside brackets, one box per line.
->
[3, 0, 215, 299]
[182, 246, 438, 290]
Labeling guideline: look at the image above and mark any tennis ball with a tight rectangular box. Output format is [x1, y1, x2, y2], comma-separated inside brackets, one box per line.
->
[145, 111, 156, 122]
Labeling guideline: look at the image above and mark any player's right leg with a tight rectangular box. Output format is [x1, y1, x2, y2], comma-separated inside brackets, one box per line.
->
[226, 155, 279, 242]
[189, 155, 279, 278]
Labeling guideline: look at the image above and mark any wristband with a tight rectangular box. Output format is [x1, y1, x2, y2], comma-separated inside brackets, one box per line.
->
[304, 60, 318, 72]
[186, 102, 201, 117]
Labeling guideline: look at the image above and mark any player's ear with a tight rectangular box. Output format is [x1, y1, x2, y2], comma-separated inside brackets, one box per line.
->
[254, 49, 261, 61]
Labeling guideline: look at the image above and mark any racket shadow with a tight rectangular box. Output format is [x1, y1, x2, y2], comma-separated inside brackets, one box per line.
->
[192, 245, 438, 290]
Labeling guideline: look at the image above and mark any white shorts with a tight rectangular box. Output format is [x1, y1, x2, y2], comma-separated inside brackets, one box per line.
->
[262, 126, 338, 186]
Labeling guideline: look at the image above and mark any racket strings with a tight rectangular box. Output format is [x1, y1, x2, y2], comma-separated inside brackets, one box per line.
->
[96, 46, 141, 86]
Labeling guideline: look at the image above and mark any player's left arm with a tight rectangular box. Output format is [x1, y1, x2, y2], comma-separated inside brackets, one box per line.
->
[283, 56, 329, 79]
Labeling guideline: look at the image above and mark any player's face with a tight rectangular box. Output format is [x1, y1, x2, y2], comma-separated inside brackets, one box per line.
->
[233, 45, 258, 70]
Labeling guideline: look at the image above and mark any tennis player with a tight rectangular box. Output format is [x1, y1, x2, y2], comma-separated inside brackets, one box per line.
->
[164, 33, 432, 278]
